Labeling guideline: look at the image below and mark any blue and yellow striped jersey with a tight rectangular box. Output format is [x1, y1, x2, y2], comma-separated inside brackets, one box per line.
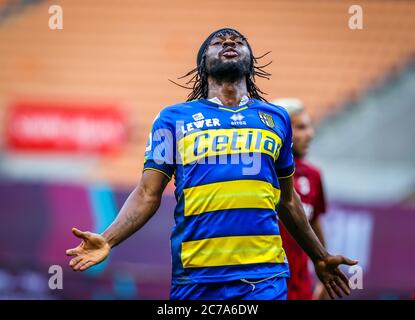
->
[143, 98, 295, 284]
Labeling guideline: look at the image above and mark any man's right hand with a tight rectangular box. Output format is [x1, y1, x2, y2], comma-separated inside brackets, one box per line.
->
[66, 227, 111, 271]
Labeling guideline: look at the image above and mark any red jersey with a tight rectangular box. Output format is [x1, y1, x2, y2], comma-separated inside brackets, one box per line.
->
[279, 158, 326, 300]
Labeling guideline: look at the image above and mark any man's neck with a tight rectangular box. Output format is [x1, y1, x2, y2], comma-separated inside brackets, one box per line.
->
[207, 77, 248, 107]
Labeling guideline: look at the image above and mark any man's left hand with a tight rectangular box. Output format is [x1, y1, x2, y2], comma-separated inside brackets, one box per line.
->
[314, 255, 358, 299]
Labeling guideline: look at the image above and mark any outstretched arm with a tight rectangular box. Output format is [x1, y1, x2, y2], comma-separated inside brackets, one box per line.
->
[278, 176, 358, 299]
[66, 169, 170, 271]
[102, 169, 169, 247]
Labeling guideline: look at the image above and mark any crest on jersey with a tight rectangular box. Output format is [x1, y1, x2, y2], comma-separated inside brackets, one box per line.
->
[258, 111, 274, 128]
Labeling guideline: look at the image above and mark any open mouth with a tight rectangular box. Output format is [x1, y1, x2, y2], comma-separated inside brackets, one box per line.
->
[221, 48, 239, 58]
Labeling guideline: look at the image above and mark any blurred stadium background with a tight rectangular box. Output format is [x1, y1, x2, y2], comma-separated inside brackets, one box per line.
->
[0, 0, 414, 299]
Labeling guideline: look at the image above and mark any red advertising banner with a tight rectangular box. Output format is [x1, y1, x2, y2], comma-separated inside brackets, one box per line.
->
[6, 101, 129, 154]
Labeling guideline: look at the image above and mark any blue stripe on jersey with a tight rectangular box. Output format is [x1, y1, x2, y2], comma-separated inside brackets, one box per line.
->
[180, 208, 280, 242]
[176, 153, 280, 190]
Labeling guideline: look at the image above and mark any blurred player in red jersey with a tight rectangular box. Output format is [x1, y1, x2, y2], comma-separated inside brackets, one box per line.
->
[274, 98, 328, 300]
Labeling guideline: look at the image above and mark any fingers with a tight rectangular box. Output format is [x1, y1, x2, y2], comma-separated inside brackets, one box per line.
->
[69, 255, 87, 271]
[341, 256, 358, 266]
[72, 227, 91, 240]
[72, 262, 84, 271]
[74, 259, 96, 271]
[324, 273, 352, 299]
[336, 269, 352, 291]
[335, 276, 351, 296]
[330, 280, 343, 298]
[66, 248, 79, 256]
[74, 259, 88, 271]
[72, 257, 89, 271]
[69, 256, 82, 268]
[79, 261, 95, 271]
[324, 282, 336, 300]
[69, 255, 96, 271]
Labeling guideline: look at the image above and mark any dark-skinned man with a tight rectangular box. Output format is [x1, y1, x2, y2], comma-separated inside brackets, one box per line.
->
[66, 28, 357, 300]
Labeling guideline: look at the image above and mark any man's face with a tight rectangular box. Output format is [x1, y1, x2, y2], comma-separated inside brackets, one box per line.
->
[204, 32, 251, 82]
[291, 111, 315, 158]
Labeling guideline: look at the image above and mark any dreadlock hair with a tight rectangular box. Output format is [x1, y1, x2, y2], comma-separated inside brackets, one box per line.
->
[170, 28, 272, 102]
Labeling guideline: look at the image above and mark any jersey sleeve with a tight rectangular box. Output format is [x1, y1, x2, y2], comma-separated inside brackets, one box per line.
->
[275, 110, 295, 178]
[143, 110, 175, 179]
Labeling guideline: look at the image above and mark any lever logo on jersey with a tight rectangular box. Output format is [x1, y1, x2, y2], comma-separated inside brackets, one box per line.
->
[181, 117, 221, 135]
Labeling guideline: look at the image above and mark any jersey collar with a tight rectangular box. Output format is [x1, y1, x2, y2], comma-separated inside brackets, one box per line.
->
[207, 95, 249, 106]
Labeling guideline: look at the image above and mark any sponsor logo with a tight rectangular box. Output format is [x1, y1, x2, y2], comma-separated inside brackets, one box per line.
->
[178, 128, 282, 165]
[181, 118, 221, 135]
[230, 113, 247, 126]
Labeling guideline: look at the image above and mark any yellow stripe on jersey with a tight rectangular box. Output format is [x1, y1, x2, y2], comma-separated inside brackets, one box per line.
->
[178, 128, 282, 165]
[183, 179, 280, 216]
[142, 167, 172, 180]
[218, 106, 248, 113]
[181, 234, 286, 268]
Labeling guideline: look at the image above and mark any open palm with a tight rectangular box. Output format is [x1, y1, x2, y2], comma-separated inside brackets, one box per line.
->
[314, 255, 358, 299]
[66, 228, 111, 271]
